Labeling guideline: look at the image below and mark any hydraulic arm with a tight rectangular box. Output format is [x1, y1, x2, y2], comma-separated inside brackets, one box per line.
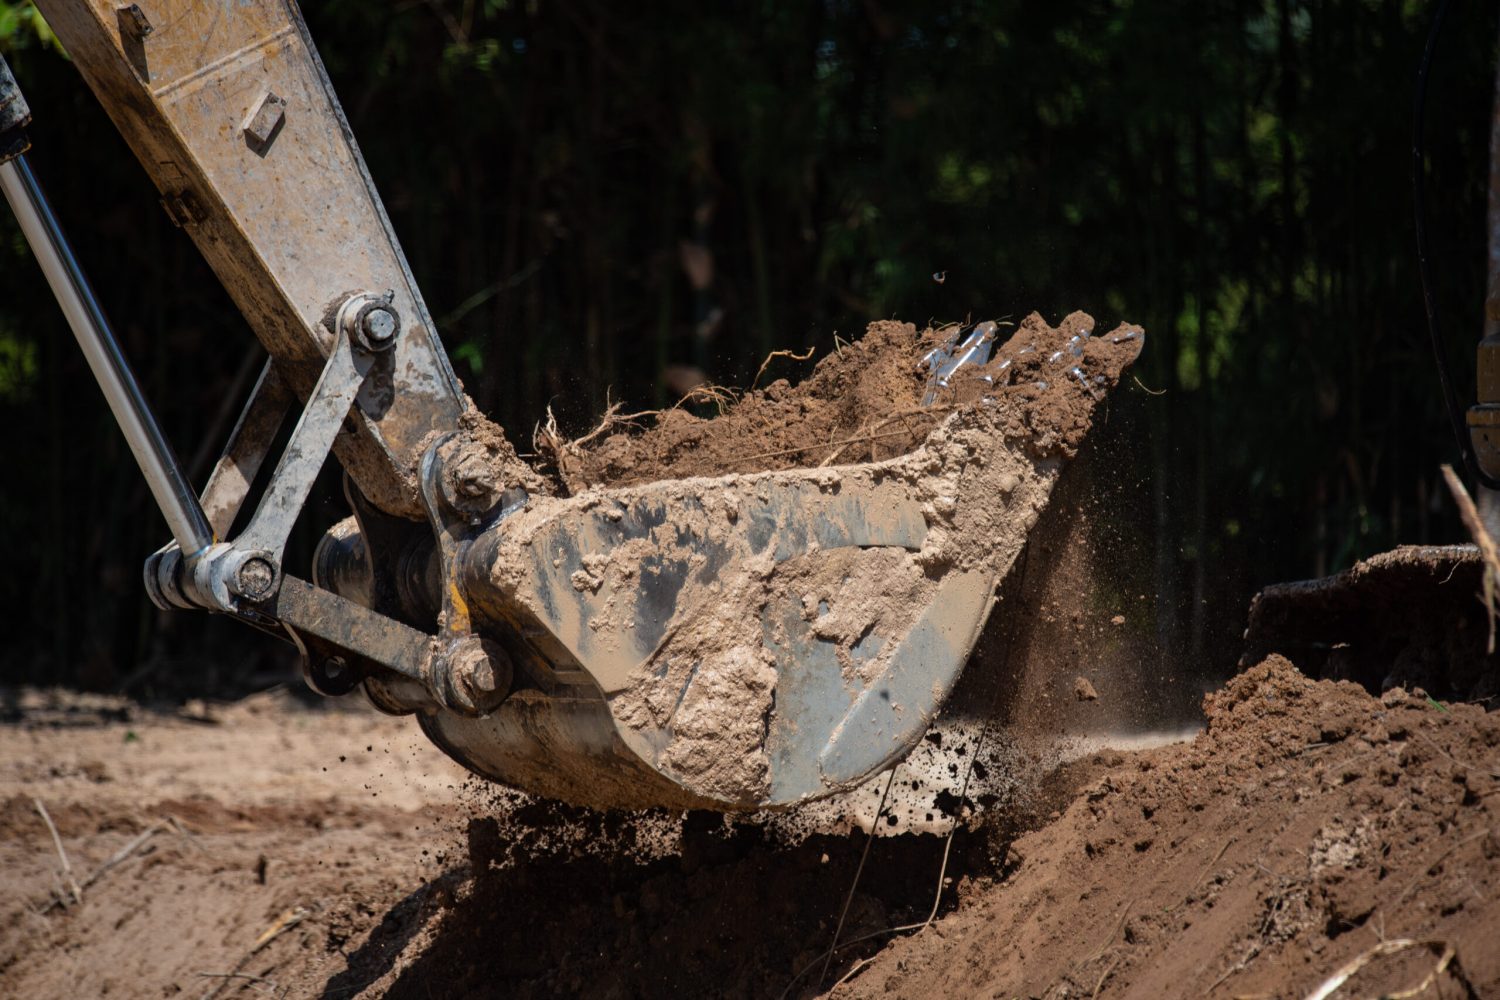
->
[0, 2, 1142, 812]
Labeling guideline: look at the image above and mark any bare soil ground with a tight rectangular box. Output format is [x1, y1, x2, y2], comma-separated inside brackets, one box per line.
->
[1, 654, 1495, 1000]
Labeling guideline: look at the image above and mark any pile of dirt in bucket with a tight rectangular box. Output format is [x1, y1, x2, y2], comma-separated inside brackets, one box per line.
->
[537, 311, 1142, 492]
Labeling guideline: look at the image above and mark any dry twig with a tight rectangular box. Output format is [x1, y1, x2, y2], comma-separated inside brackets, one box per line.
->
[673, 382, 738, 415]
[751, 345, 815, 389]
[1441, 464, 1500, 652]
[1086, 902, 1133, 964]
[1091, 955, 1122, 1000]
[41, 823, 162, 913]
[817, 405, 950, 467]
[85, 825, 161, 885]
[534, 399, 657, 489]
[1410, 730, 1500, 779]
[831, 955, 877, 990]
[817, 769, 898, 988]
[201, 907, 310, 1000]
[1205, 940, 1262, 995]
[1302, 938, 1475, 1000]
[252, 906, 309, 952]
[32, 798, 81, 906]
[1392, 828, 1493, 910]
[1182, 837, 1236, 902]
[168, 814, 208, 853]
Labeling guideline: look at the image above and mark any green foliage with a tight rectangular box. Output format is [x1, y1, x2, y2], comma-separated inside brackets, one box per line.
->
[0, 1, 62, 54]
[0, 324, 37, 401]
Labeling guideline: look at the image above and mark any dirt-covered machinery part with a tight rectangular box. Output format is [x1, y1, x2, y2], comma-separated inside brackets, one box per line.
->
[294, 313, 1146, 812]
[32, 0, 469, 519]
[1242, 545, 1499, 705]
[13, 0, 1153, 813]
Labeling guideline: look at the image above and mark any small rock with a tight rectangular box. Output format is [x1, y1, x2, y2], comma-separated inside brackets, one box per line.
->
[1074, 677, 1099, 702]
[1110, 614, 1125, 626]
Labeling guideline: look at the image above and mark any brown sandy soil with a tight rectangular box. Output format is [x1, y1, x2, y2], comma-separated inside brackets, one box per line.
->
[835, 657, 1500, 999]
[538, 311, 1138, 492]
[1, 654, 1496, 1000]
[0, 689, 471, 998]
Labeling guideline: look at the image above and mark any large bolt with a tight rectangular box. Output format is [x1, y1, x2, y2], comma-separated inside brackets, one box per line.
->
[443, 637, 513, 715]
[454, 451, 497, 499]
[442, 441, 501, 516]
[337, 292, 401, 353]
[232, 555, 277, 600]
[360, 305, 398, 348]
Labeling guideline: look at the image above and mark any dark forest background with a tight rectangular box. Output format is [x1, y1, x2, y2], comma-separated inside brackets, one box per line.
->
[0, 0, 1494, 696]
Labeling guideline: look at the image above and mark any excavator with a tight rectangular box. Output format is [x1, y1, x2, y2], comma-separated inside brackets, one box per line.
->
[0, 1, 1145, 813]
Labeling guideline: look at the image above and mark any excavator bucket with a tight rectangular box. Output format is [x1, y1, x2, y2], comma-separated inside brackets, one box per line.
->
[9, 0, 1144, 815]
[422, 316, 1144, 811]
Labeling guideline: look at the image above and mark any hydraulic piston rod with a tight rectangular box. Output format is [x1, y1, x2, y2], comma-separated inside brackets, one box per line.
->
[0, 56, 212, 556]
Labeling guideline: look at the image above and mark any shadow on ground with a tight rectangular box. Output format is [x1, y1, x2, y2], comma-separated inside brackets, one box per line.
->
[321, 813, 995, 1000]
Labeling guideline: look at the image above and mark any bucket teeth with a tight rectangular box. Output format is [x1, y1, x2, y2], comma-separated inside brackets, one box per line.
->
[921, 320, 1000, 405]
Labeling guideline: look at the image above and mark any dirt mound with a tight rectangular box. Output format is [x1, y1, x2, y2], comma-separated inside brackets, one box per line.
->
[834, 656, 1500, 999]
[542, 311, 1139, 492]
[1245, 545, 1499, 704]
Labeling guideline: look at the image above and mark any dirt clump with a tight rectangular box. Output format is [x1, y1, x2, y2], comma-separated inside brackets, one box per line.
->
[457, 402, 556, 497]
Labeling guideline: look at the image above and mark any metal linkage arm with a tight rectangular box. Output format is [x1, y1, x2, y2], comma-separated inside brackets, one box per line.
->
[141, 293, 396, 613]
[272, 575, 436, 701]
[218, 321, 376, 601]
[3, 51, 463, 715]
[199, 361, 293, 539]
